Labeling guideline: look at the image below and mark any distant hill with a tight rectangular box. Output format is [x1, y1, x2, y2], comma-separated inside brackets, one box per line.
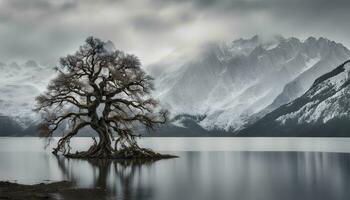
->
[0, 116, 26, 136]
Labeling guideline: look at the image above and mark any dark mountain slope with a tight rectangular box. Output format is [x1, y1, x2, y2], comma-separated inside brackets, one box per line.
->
[240, 60, 350, 136]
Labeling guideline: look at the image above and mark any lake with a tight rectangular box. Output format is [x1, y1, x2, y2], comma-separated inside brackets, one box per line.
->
[1, 137, 350, 200]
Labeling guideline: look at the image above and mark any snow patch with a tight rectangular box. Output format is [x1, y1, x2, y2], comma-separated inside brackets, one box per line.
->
[277, 85, 350, 125]
[276, 100, 319, 124]
[171, 118, 186, 128]
[304, 56, 321, 71]
[265, 43, 278, 50]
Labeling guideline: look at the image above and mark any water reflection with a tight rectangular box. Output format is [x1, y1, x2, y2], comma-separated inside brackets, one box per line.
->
[1, 138, 350, 200]
[49, 152, 350, 200]
[54, 155, 158, 199]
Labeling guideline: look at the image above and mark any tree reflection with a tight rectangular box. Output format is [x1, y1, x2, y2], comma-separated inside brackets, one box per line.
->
[54, 155, 157, 200]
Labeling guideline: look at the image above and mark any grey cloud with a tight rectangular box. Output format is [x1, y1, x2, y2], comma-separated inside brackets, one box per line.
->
[0, 0, 350, 66]
[2, 0, 77, 10]
[130, 12, 194, 32]
[0, 0, 76, 20]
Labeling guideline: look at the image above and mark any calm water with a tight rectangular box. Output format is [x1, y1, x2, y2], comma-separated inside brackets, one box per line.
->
[1, 137, 350, 200]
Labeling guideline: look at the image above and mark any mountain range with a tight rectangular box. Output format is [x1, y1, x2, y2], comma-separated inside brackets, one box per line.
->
[0, 35, 349, 136]
[150, 35, 350, 136]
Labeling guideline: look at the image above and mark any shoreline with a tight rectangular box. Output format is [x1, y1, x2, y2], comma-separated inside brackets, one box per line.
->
[0, 181, 106, 200]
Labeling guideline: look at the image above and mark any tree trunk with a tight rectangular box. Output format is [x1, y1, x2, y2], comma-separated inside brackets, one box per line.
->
[65, 117, 114, 158]
[94, 126, 113, 157]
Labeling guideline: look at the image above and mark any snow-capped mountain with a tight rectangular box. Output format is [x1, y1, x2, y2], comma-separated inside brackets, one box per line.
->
[0, 61, 55, 128]
[241, 60, 350, 136]
[151, 35, 350, 133]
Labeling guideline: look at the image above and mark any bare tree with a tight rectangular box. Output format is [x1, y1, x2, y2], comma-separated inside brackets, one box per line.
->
[35, 37, 172, 159]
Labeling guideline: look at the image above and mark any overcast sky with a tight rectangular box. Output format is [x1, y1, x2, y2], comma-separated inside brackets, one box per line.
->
[1, 0, 350, 66]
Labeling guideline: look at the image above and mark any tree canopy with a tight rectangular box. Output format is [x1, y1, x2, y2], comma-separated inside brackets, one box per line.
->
[35, 37, 169, 159]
